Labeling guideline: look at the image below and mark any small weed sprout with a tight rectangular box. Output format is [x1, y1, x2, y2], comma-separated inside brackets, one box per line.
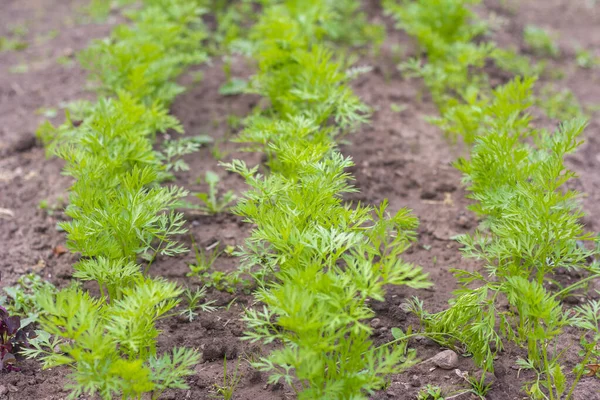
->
[195, 171, 236, 214]
[417, 384, 445, 400]
[187, 241, 242, 293]
[575, 47, 600, 69]
[524, 25, 560, 58]
[187, 241, 223, 278]
[212, 358, 243, 400]
[179, 287, 217, 322]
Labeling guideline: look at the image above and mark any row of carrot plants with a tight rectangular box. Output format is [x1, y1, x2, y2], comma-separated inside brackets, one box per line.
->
[384, 0, 600, 398]
[218, 1, 431, 398]
[24, 1, 215, 398]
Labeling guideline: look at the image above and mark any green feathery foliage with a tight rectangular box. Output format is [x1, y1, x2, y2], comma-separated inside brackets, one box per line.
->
[23, 280, 199, 400]
[29, 1, 212, 397]
[412, 77, 594, 400]
[383, 0, 543, 143]
[222, 2, 430, 398]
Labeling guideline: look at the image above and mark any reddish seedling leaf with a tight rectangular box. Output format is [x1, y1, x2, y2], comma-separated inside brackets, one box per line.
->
[586, 364, 600, 377]
[53, 245, 68, 256]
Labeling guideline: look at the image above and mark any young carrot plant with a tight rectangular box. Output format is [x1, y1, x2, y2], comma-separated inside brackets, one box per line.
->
[221, 2, 431, 397]
[409, 77, 596, 400]
[23, 280, 200, 400]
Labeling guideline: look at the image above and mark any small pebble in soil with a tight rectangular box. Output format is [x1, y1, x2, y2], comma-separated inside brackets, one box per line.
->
[436, 182, 457, 193]
[420, 188, 438, 200]
[564, 295, 581, 305]
[410, 374, 421, 387]
[249, 370, 262, 384]
[10, 134, 36, 153]
[370, 318, 382, 329]
[391, 306, 408, 322]
[430, 349, 459, 370]
[456, 214, 472, 229]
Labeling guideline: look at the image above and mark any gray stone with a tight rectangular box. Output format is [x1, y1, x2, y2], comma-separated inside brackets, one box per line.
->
[431, 349, 459, 370]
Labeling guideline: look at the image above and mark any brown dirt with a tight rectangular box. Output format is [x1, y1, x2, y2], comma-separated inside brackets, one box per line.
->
[1, 0, 600, 399]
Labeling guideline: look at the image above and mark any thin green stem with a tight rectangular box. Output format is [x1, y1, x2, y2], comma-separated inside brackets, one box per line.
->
[542, 345, 555, 400]
[566, 342, 594, 400]
[554, 273, 600, 298]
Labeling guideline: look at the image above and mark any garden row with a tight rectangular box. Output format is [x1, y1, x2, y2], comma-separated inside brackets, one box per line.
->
[18, 1, 212, 398]
[385, 1, 600, 399]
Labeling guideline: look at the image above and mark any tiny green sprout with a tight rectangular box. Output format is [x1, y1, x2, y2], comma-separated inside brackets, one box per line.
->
[9, 64, 29, 74]
[210, 142, 230, 161]
[194, 171, 236, 214]
[537, 84, 584, 120]
[524, 25, 560, 58]
[226, 114, 242, 130]
[35, 29, 59, 45]
[390, 103, 408, 113]
[35, 107, 58, 119]
[0, 36, 28, 52]
[467, 374, 492, 399]
[575, 47, 600, 69]
[224, 245, 235, 256]
[212, 358, 242, 400]
[192, 70, 204, 83]
[179, 287, 217, 322]
[390, 43, 405, 64]
[186, 241, 243, 293]
[56, 55, 75, 67]
[10, 25, 28, 37]
[219, 78, 248, 96]
[417, 384, 445, 400]
[38, 199, 49, 210]
[160, 135, 212, 175]
[187, 241, 223, 279]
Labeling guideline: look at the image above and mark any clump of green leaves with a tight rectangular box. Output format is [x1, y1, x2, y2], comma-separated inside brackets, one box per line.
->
[536, 84, 585, 121]
[228, 157, 430, 398]
[523, 25, 560, 58]
[417, 385, 445, 400]
[0, 274, 57, 328]
[79, 1, 209, 105]
[383, 0, 513, 145]
[412, 77, 595, 400]
[384, 0, 492, 109]
[24, 280, 200, 399]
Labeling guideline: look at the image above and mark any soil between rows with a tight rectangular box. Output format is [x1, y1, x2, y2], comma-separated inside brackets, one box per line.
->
[1, 0, 600, 399]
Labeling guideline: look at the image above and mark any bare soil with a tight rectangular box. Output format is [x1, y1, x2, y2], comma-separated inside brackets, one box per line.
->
[1, 0, 600, 399]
